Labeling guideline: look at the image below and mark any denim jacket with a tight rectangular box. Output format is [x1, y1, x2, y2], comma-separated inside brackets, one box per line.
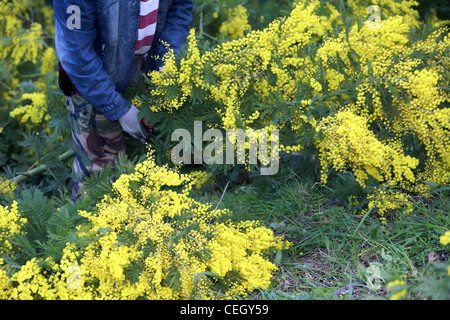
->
[54, 0, 193, 121]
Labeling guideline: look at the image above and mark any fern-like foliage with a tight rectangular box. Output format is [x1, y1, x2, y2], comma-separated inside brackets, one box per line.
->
[3, 187, 87, 275]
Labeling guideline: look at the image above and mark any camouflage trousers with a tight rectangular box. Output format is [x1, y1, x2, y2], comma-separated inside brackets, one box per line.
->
[66, 94, 126, 201]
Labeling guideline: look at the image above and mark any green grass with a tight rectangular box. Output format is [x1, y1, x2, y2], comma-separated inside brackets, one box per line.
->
[195, 174, 450, 300]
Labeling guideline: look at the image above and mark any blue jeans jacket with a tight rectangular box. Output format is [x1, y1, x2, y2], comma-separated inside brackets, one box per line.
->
[54, 0, 193, 121]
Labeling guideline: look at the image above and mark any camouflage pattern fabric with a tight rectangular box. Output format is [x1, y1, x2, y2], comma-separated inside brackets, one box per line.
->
[66, 94, 126, 201]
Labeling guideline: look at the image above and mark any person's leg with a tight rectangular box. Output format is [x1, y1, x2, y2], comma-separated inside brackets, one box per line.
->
[66, 94, 126, 201]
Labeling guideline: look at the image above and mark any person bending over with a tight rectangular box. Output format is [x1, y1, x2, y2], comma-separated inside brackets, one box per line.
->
[53, 0, 193, 200]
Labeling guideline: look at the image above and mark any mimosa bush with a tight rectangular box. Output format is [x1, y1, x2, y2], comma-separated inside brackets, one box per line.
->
[0, 150, 289, 300]
[0, 0, 58, 127]
[0, 0, 70, 197]
[137, 0, 450, 215]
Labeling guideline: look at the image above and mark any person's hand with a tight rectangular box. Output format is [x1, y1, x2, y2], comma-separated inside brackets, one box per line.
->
[118, 104, 148, 143]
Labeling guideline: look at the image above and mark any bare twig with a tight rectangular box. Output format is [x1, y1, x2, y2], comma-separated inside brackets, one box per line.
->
[204, 180, 230, 237]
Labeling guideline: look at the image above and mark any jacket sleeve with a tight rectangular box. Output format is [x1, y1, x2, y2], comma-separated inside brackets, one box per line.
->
[53, 0, 131, 121]
[155, 0, 194, 69]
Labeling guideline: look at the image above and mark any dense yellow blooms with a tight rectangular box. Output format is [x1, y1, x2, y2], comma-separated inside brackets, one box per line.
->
[40, 47, 57, 75]
[189, 170, 214, 190]
[1, 0, 57, 131]
[143, 0, 450, 215]
[366, 187, 413, 217]
[315, 15, 449, 209]
[0, 2, 43, 64]
[317, 111, 419, 188]
[219, 5, 251, 38]
[208, 220, 283, 295]
[0, 201, 26, 255]
[0, 258, 11, 299]
[10, 92, 49, 125]
[0, 177, 16, 198]
[0, 150, 289, 300]
[150, 1, 321, 128]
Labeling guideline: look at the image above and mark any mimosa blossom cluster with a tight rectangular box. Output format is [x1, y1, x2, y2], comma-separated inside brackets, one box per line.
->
[0, 150, 289, 300]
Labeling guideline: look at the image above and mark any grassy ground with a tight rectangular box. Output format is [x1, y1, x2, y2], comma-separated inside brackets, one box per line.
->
[196, 171, 450, 300]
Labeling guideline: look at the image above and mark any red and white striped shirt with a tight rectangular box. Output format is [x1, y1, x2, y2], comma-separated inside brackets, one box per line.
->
[135, 0, 159, 56]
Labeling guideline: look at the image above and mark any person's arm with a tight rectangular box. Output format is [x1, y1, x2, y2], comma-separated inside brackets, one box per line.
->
[53, 0, 131, 121]
[155, 0, 194, 70]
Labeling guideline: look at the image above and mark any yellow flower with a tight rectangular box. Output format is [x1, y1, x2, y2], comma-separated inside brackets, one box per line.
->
[40, 47, 57, 75]
[0, 177, 16, 198]
[10, 92, 48, 125]
[0, 201, 26, 255]
[189, 170, 213, 190]
[219, 5, 251, 38]
[387, 279, 407, 300]
[131, 97, 143, 107]
[440, 231, 450, 246]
